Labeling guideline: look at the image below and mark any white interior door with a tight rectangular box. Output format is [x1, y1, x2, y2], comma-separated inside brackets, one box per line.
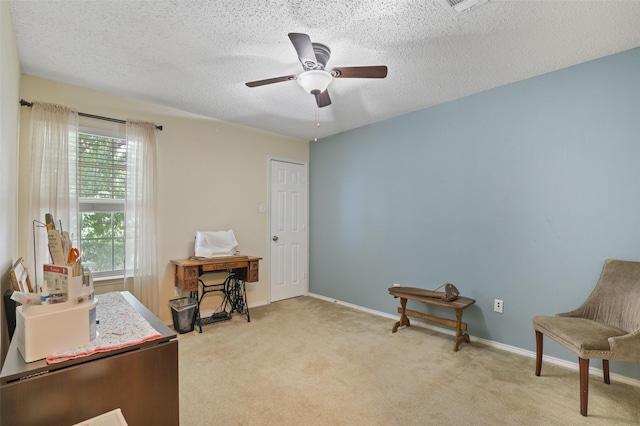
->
[270, 159, 308, 302]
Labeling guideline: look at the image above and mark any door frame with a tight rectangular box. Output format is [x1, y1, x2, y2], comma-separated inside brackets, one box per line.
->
[267, 156, 309, 303]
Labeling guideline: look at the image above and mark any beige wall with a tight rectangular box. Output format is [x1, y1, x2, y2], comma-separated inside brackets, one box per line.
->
[18, 75, 309, 323]
[0, 1, 22, 363]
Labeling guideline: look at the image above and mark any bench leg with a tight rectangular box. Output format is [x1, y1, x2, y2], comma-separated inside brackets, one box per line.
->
[392, 298, 410, 332]
[453, 308, 470, 352]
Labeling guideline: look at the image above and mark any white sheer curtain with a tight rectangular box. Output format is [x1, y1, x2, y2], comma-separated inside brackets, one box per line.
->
[124, 120, 159, 314]
[27, 102, 79, 288]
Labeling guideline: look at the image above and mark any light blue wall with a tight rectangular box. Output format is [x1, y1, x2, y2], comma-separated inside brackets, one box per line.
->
[309, 47, 640, 379]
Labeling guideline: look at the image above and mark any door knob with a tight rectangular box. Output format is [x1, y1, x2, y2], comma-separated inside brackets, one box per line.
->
[272, 235, 279, 242]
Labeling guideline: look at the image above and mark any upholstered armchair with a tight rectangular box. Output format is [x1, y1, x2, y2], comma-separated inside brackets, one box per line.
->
[532, 259, 640, 416]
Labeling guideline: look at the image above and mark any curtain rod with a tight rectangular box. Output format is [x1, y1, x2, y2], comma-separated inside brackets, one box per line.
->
[20, 99, 163, 131]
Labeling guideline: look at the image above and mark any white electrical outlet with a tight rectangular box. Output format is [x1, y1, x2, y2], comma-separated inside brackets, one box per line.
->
[494, 299, 504, 314]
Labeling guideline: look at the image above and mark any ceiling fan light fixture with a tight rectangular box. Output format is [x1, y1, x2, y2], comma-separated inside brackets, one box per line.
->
[297, 70, 332, 95]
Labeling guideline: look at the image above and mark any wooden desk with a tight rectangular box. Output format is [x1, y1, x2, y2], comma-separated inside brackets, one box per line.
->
[1, 291, 179, 425]
[171, 255, 261, 291]
[389, 286, 476, 352]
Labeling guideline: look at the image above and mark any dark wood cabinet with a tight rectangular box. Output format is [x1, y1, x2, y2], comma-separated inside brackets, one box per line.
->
[1, 292, 179, 425]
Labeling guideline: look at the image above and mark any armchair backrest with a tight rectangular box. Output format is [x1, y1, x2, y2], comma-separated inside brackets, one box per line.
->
[573, 259, 640, 333]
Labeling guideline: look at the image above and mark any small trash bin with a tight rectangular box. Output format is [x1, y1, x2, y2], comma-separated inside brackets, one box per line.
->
[169, 297, 197, 334]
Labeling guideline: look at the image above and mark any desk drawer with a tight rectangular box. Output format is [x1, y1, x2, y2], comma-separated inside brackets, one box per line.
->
[174, 265, 199, 291]
[247, 260, 259, 282]
[202, 261, 244, 272]
[178, 279, 198, 291]
[176, 265, 199, 280]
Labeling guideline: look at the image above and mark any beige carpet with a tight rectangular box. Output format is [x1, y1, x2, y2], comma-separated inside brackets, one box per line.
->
[177, 296, 640, 425]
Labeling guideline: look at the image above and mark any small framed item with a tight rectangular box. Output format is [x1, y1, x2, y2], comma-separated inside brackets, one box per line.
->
[10, 257, 33, 293]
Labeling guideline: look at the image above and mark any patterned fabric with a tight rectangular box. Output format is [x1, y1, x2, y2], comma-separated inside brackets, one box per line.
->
[46, 292, 162, 364]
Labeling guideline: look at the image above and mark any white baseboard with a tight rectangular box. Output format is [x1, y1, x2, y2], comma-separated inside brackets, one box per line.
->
[307, 292, 640, 388]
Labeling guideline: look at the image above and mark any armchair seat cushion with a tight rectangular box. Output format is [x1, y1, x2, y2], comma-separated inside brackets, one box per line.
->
[533, 315, 626, 358]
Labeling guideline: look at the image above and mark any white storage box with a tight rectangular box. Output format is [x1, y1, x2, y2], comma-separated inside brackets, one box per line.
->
[15, 298, 98, 363]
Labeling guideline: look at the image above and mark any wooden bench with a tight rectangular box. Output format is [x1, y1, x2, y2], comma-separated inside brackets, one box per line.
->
[388, 286, 476, 351]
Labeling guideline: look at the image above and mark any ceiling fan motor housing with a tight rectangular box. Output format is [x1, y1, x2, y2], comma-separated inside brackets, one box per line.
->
[310, 43, 331, 70]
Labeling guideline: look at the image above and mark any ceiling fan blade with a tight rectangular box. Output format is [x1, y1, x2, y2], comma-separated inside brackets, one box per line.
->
[315, 90, 331, 108]
[288, 32, 319, 70]
[246, 75, 297, 87]
[330, 66, 388, 79]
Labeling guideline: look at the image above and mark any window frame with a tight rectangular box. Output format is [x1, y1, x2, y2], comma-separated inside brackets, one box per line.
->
[77, 126, 127, 280]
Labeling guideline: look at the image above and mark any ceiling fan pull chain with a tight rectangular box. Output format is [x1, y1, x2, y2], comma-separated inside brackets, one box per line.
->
[314, 107, 320, 142]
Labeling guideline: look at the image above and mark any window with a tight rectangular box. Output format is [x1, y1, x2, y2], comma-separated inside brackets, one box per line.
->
[78, 131, 126, 278]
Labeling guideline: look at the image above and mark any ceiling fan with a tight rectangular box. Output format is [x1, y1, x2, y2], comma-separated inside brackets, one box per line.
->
[245, 33, 388, 108]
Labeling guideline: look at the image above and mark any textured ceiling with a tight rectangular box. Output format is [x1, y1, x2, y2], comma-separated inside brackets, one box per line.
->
[10, 0, 640, 141]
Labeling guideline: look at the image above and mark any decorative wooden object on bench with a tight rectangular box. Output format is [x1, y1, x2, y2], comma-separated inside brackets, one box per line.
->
[388, 285, 476, 351]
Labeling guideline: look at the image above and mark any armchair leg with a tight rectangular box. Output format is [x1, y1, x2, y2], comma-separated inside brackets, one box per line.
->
[603, 359, 610, 384]
[535, 330, 543, 376]
[579, 357, 589, 417]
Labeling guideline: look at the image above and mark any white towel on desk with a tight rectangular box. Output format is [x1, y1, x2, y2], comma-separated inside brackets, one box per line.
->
[195, 230, 239, 258]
